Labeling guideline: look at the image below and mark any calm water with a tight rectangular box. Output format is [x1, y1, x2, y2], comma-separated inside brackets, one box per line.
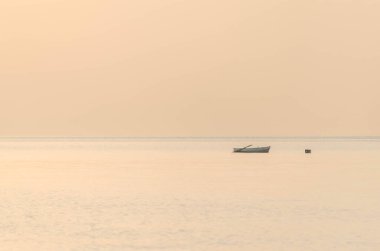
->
[0, 138, 379, 250]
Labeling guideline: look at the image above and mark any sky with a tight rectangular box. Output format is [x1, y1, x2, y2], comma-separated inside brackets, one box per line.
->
[0, 0, 379, 137]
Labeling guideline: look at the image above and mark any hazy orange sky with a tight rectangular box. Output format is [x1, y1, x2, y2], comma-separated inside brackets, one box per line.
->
[1, 0, 379, 137]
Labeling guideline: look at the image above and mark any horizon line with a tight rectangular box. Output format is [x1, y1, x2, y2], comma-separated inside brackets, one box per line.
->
[0, 136, 379, 141]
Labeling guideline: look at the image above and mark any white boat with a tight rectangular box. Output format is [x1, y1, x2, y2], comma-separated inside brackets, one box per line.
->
[233, 145, 270, 153]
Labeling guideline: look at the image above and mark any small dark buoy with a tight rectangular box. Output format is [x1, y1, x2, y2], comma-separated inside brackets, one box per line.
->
[305, 149, 311, 154]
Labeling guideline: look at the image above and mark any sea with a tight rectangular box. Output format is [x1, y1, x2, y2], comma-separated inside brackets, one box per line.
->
[0, 137, 379, 251]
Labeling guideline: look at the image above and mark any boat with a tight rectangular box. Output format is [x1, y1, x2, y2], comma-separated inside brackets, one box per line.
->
[233, 145, 270, 153]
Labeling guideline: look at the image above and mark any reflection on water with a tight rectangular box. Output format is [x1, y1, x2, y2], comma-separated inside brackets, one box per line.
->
[0, 139, 379, 250]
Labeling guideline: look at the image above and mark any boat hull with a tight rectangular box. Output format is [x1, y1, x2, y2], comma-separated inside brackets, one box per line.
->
[233, 146, 270, 153]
